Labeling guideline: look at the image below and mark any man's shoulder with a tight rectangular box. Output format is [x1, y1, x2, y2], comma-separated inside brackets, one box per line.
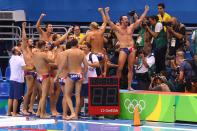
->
[164, 12, 171, 17]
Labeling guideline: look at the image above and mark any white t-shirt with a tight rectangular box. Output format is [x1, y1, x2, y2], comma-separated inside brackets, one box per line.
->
[191, 30, 196, 40]
[155, 22, 163, 33]
[83, 52, 98, 84]
[9, 55, 26, 83]
[135, 53, 155, 74]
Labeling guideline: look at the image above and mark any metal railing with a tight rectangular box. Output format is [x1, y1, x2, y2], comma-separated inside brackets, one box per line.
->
[26, 24, 68, 40]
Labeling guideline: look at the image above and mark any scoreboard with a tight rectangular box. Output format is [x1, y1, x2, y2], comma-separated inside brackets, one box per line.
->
[88, 77, 120, 115]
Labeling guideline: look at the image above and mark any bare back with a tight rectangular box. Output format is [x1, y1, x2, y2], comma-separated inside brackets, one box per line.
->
[55, 50, 67, 77]
[87, 30, 105, 53]
[67, 48, 85, 73]
[115, 25, 135, 48]
[32, 51, 50, 75]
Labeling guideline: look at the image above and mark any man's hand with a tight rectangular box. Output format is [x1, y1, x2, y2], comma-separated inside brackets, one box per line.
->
[22, 22, 26, 28]
[98, 8, 104, 13]
[166, 26, 173, 33]
[40, 13, 46, 18]
[105, 7, 110, 13]
[145, 5, 149, 11]
[67, 26, 73, 33]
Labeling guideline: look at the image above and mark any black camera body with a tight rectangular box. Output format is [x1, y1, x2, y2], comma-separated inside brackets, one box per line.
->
[142, 21, 151, 27]
[128, 10, 136, 16]
[162, 21, 172, 27]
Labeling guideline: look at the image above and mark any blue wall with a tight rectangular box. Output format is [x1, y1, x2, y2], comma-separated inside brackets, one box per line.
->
[0, 0, 196, 23]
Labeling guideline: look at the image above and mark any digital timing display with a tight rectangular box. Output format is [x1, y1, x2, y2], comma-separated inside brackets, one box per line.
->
[88, 77, 120, 115]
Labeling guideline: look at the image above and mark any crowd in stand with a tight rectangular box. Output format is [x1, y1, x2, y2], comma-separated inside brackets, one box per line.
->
[6, 3, 197, 119]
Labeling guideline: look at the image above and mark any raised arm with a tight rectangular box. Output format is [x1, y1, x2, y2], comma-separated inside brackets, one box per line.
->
[53, 26, 73, 46]
[22, 22, 27, 51]
[132, 5, 149, 29]
[98, 8, 107, 33]
[130, 13, 138, 24]
[36, 13, 46, 34]
[104, 7, 119, 31]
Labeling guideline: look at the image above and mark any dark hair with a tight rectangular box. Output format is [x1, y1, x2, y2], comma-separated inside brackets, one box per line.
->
[37, 40, 46, 49]
[66, 42, 71, 49]
[52, 33, 58, 41]
[119, 15, 126, 24]
[17, 41, 22, 47]
[45, 23, 52, 29]
[86, 42, 92, 49]
[11, 47, 17, 55]
[149, 15, 159, 22]
[158, 3, 165, 9]
[68, 33, 73, 36]
[67, 39, 78, 48]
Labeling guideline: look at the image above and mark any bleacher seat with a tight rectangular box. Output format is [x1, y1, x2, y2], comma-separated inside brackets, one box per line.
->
[5, 66, 10, 81]
[0, 81, 10, 96]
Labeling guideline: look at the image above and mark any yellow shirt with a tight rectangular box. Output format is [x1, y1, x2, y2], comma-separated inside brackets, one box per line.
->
[158, 12, 171, 22]
[74, 33, 85, 44]
[158, 12, 171, 31]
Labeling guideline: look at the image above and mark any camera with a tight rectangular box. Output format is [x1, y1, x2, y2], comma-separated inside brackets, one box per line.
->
[142, 21, 150, 27]
[162, 22, 172, 27]
[128, 10, 136, 16]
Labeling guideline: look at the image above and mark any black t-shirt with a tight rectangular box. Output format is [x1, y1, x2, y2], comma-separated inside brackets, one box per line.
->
[170, 23, 186, 50]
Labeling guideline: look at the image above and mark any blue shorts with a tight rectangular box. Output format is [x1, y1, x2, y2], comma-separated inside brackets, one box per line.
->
[81, 83, 88, 97]
[9, 81, 24, 99]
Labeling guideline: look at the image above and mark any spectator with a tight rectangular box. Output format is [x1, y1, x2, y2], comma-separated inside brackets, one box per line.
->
[175, 51, 195, 92]
[7, 46, 26, 116]
[73, 25, 85, 44]
[167, 17, 186, 58]
[80, 43, 99, 115]
[157, 3, 171, 23]
[146, 15, 167, 73]
[134, 47, 155, 90]
[191, 29, 197, 55]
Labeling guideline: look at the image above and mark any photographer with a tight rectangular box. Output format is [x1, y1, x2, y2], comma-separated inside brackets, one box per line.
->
[149, 74, 171, 92]
[146, 15, 167, 73]
[166, 17, 186, 58]
[135, 47, 155, 90]
[136, 18, 152, 52]
[174, 51, 195, 92]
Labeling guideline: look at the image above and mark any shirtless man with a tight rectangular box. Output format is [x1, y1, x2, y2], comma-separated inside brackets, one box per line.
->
[32, 40, 54, 118]
[55, 39, 88, 120]
[36, 13, 53, 42]
[21, 22, 37, 115]
[49, 27, 73, 116]
[55, 50, 68, 119]
[80, 8, 107, 76]
[105, 6, 149, 90]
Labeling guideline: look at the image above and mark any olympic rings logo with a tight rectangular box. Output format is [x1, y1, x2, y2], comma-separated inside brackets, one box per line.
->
[124, 98, 146, 114]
